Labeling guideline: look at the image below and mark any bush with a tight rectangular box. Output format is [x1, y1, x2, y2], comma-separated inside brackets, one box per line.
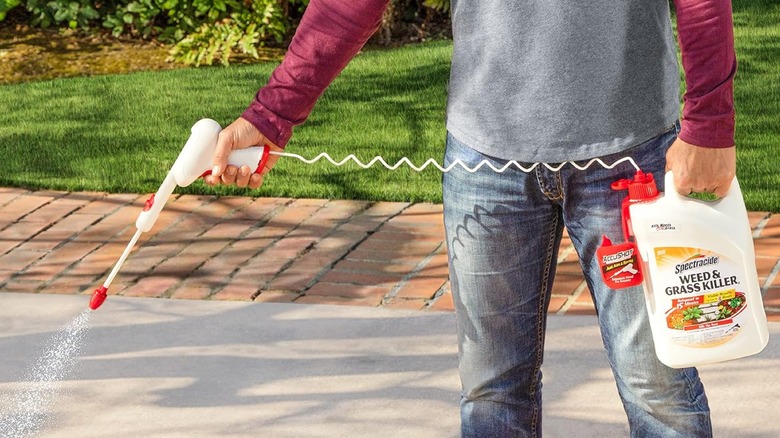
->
[101, 0, 167, 40]
[0, 0, 449, 66]
[168, 0, 298, 65]
[422, 0, 449, 13]
[169, 18, 259, 66]
[102, 0, 248, 42]
[0, 0, 21, 21]
[22, 0, 100, 29]
[0, 0, 289, 39]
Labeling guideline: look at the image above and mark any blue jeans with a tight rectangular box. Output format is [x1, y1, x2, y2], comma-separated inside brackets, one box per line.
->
[442, 126, 712, 437]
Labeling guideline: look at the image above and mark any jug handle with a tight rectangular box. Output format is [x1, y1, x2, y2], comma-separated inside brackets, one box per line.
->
[663, 171, 741, 206]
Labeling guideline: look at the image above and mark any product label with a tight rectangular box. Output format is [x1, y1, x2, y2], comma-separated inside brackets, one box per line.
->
[655, 247, 748, 347]
[597, 239, 643, 289]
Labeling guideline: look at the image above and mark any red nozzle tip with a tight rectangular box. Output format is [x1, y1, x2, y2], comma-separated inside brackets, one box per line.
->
[89, 286, 108, 310]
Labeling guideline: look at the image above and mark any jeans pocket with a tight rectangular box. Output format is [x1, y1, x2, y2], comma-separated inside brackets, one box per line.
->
[445, 132, 494, 170]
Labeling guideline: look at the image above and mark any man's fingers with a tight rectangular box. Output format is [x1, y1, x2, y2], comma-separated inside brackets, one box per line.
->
[206, 117, 280, 189]
[665, 137, 736, 201]
[249, 173, 264, 189]
[713, 184, 730, 199]
[212, 132, 234, 178]
[673, 176, 723, 199]
[672, 172, 692, 196]
[233, 165, 252, 188]
[673, 173, 730, 200]
[220, 165, 239, 185]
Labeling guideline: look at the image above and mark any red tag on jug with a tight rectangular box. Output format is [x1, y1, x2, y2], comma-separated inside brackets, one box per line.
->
[597, 235, 643, 289]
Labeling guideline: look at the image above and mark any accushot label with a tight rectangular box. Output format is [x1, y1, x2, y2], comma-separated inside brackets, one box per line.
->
[596, 236, 643, 289]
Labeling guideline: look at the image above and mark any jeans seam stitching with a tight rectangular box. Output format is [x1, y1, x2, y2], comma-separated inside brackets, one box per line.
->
[684, 368, 713, 434]
[530, 212, 558, 435]
[553, 172, 563, 201]
[535, 167, 564, 200]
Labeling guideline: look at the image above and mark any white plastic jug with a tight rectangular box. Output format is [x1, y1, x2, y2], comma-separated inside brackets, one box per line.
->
[628, 172, 770, 368]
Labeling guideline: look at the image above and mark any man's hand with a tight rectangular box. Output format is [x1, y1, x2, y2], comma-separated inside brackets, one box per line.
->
[204, 117, 283, 189]
[665, 137, 736, 199]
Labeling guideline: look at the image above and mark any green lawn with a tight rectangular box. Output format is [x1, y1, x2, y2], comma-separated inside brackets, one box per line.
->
[729, 0, 780, 212]
[0, 41, 450, 203]
[0, 2, 778, 210]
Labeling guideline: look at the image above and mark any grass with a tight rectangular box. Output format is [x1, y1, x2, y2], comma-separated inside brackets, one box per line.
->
[0, 1, 778, 210]
[730, 0, 780, 211]
[0, 41, 450, 203]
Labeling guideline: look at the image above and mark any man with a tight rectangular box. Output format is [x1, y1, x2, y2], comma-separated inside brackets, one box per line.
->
[206, 0, 737, 436]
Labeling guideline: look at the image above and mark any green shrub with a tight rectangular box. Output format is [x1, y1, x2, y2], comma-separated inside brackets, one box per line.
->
[2, 0, 273, 42]
[102, 0, 245, 42]
[168, 0, 293, 66]
[422, 0, 449, 13]
[0, 0, 22, 21]
[101, 0, 165, 39]
[168, 15, 259, 66]
[0, 0, 449, 66]
[24, 0, 100, 29]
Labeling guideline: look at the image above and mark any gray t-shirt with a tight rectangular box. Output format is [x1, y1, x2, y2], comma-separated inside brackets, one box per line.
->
[446, 0, 681, 163]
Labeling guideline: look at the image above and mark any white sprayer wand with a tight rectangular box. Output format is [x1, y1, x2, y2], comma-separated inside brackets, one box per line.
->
[88, 119, 269, 310]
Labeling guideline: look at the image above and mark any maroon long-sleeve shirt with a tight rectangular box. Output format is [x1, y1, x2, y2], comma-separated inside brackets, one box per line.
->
[241, 0, 736, 153]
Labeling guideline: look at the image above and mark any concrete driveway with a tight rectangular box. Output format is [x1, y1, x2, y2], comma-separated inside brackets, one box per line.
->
[1, 292, 778, 437]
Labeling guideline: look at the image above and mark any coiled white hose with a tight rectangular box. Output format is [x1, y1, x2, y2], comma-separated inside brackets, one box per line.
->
[270, 151, 640, 173]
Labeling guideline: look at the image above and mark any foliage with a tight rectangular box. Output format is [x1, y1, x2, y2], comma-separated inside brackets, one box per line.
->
[102, 0, 245, 42]
[170, 16, 255, 65]
[422, 0, 449, 13]
[0, 0, 298, 41]
[24, 0, 100, 29]
[0, 0, 449, 65]
[169, 0, 291, 65]
[101, 0, 166, 40]
[0, 0, 22, 21]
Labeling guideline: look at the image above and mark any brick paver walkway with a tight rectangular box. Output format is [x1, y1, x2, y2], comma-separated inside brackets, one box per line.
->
[1, 187, 778, 321]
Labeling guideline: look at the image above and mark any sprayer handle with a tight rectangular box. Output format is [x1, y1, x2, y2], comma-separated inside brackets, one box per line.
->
[201, 146, 271, 178]
[171, 119, 272, 187]
[135, 119, 272, 233]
